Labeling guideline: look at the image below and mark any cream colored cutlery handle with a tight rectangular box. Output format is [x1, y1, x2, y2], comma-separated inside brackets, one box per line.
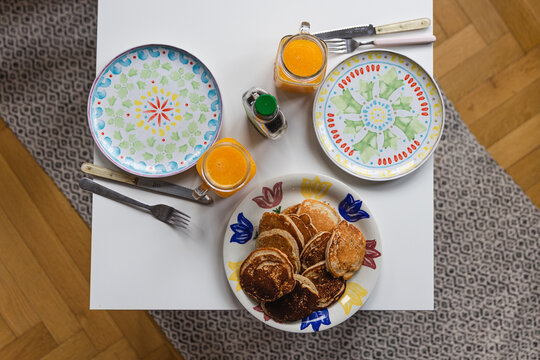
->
[375, 18, 431, 34]
[81, 162, 137, 185]
[373, 35, 436, 46]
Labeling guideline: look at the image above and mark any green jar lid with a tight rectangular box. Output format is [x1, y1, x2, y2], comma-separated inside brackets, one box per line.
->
[254, 94, 277, 116]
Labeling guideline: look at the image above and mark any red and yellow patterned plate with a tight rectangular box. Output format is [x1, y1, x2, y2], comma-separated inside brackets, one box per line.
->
[313, 50, 444, 181]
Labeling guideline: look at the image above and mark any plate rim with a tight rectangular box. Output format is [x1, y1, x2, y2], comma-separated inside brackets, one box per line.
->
[222, 172, 382, 333]
[312, 48, 445, 181]
[87, 43, 223, 178]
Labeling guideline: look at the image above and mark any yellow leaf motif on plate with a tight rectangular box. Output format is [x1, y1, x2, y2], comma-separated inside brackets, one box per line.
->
[228, 261, 243, 291]
[339, 282, 368, 315]
[301, 176, 332, 199]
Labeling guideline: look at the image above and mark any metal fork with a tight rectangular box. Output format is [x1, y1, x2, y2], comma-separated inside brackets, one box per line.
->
[80, 177, 190, 229]
[325, 35, 436, 54]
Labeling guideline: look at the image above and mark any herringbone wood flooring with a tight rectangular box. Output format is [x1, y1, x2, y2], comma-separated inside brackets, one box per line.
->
[0, 1, 538, 359]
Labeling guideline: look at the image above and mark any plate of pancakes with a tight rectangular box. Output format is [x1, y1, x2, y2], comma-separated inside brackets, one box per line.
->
[223, 173, 382, 332]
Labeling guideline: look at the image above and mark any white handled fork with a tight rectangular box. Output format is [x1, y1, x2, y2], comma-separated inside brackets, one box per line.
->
[325, 35, 436, 54]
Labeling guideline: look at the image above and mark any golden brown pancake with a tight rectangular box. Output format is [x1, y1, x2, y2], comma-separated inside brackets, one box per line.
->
[259, 212, 304, 250]
[326, 220, 366, 280]
[282, 203, 300, 215]
[297, 199, 340, 232]
[261, 274, 319, 322]
[286, 214, 317, 252]
[239, 248, 296, 302]
[302, 262, 346, 309]
[300, 231, 332, 272]
[298, 214, 318, 237]
[256, 229, 300, 273]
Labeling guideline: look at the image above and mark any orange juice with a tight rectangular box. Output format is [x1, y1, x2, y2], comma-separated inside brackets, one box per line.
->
[204, 145, 248, 189]
[195, 138, 256, 198]
[283, 38, 324, 77]
[274, 34, 327, 93]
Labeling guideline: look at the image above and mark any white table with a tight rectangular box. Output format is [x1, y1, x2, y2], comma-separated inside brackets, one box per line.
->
[91, 0, 434, 310]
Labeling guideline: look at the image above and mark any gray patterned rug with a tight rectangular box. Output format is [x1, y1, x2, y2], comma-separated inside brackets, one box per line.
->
[1, 1, 538, 359]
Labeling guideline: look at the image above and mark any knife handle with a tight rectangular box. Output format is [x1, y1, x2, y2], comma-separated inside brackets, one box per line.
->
[375, 18, 431, 35]
[81, 162, 137, 185]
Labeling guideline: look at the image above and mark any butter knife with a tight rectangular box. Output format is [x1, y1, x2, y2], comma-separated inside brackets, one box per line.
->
[314, 18, 431, 40]
[81, 162, 213, 205]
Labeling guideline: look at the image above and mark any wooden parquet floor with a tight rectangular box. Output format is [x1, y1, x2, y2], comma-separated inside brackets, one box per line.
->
[0, 1, 538, 359]
[434, 0, 540, 207]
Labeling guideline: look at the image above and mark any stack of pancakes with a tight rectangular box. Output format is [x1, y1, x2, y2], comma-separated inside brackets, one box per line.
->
[239, 199, 367, 322]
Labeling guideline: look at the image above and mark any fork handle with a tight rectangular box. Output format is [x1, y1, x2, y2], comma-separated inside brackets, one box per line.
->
[373, 35, 436, 47]
[79, 177, 151, 211]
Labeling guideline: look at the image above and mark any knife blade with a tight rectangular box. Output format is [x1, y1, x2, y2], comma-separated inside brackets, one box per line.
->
[81, 162, 213, 205]
[314, 18, 431, 40]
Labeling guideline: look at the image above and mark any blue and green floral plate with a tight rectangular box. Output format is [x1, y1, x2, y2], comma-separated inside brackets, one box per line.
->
[313, 50, 444, 181]
[88, 44, 222, 177]
[223, 173, 382, 332]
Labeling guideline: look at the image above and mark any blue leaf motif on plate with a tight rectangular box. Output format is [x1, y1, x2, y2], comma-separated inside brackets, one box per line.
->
[117, 56, 132, 67]
[211, 99, 220, 112]
[178, 53, 189, 64]
[167, 50, 177, 61]
[148, 47, 160, 57]
[201, 70, 209, 83]
[110, 64, 122, 75]
[136, 49, 148, 60]
[300, 309, 331, 332]
[97, 77, 111, 88]
[154, 164, 167, 173]
[230, 213, 253, 244]
[338, 193, 370, 222]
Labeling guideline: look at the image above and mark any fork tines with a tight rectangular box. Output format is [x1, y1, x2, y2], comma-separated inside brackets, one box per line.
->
[169, 210, 190, 229]
[324, 38, 349, 53]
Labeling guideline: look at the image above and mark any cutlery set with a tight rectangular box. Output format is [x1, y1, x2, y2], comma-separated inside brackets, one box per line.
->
[315, 17, 435, 54]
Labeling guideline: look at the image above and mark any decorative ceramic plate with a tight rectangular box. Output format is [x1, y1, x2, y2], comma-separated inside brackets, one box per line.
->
[88, 44, 222, 177]
[223, 173, 382, 332]
[313, 50, 444, 181]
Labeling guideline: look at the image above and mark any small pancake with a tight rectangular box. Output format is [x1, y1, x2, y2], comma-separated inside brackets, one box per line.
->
[298, 214, 318, 238]
[259, 212, 304, 250]
[256, 229, 300, 273]
[282, 203, 300, 215]
[239, 248, 296, 302]
[302, 262, 346, 309]
[297, 199, 340, 232]
[300, 231, 332, 272]
[326, 220, 366, 280]
[286, 214, 317, 252]
[261, 274, 319, 322]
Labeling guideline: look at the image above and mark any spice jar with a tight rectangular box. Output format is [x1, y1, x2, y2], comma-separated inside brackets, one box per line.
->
[274, 21, 328, 93]
[242, 87, 287, 139]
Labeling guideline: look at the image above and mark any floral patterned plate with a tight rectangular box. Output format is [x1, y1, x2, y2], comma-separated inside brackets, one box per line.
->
[223, 173, 382, 332]
[313, 50, 444, 181]
[88, 44, 222, 177]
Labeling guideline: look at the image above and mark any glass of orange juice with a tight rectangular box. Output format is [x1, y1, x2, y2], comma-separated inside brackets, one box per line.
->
[193, 138, 256, 199]
[274, 21, 328, 93]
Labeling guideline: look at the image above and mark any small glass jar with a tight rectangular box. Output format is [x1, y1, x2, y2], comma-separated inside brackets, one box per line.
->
[274, 22, 328, 93]
[242, 87, 287, 139]
[192, 138, 256, 199]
